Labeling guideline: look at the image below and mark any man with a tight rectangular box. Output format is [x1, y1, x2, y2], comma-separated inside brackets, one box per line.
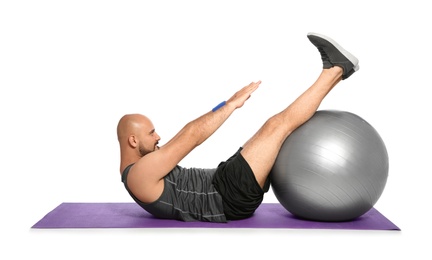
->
[117, 32, 359, 222]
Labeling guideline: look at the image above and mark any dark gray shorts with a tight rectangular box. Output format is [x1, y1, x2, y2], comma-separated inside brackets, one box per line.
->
[212, 147, 270, 220]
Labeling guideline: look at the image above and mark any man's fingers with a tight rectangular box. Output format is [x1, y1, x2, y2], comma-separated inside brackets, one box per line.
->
[248, 80, 261, 93]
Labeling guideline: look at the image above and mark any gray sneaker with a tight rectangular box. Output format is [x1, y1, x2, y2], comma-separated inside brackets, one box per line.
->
[307, 32, 359, 80]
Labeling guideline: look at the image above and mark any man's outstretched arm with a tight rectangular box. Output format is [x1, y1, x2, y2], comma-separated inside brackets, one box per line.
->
[168, 80, 262, 147]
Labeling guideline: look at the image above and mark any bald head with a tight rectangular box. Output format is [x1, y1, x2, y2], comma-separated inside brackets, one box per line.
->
[117, 114, 160, 163]
[117, 113, 151, 142]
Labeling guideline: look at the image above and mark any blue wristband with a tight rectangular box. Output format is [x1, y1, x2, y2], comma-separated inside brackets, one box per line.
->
[212, 101, 227, 112]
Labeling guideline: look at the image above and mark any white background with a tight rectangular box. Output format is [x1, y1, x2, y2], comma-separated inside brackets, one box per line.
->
[1, 0, 430, 259]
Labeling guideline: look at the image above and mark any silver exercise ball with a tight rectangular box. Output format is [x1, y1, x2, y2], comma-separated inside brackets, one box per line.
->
[270, 110, 389, 222]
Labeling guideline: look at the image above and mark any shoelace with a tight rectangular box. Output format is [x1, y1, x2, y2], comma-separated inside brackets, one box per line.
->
[318, 47, 330, 64]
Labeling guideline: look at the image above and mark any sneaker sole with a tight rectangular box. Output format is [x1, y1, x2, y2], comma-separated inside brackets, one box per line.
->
[307, 32, 360, 72]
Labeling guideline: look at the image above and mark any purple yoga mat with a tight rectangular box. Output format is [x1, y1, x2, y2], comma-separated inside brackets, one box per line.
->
[31, 202, 400, 230]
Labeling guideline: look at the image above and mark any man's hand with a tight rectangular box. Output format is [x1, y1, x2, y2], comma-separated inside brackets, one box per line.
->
[227, 81, 261, 109]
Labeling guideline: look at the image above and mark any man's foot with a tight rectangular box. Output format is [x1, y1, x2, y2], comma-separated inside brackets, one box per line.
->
[307, 32, 359, 80]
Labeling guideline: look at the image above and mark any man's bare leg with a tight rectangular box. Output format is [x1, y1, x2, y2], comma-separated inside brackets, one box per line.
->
[241, 32, 359, 189]
[241, 67, 342, 188]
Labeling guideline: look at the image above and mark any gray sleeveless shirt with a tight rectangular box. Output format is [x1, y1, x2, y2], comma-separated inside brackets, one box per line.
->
[122, 164, 227, 222]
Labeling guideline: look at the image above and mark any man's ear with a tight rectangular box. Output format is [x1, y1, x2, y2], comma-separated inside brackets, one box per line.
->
[128, 135, 138, 148]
